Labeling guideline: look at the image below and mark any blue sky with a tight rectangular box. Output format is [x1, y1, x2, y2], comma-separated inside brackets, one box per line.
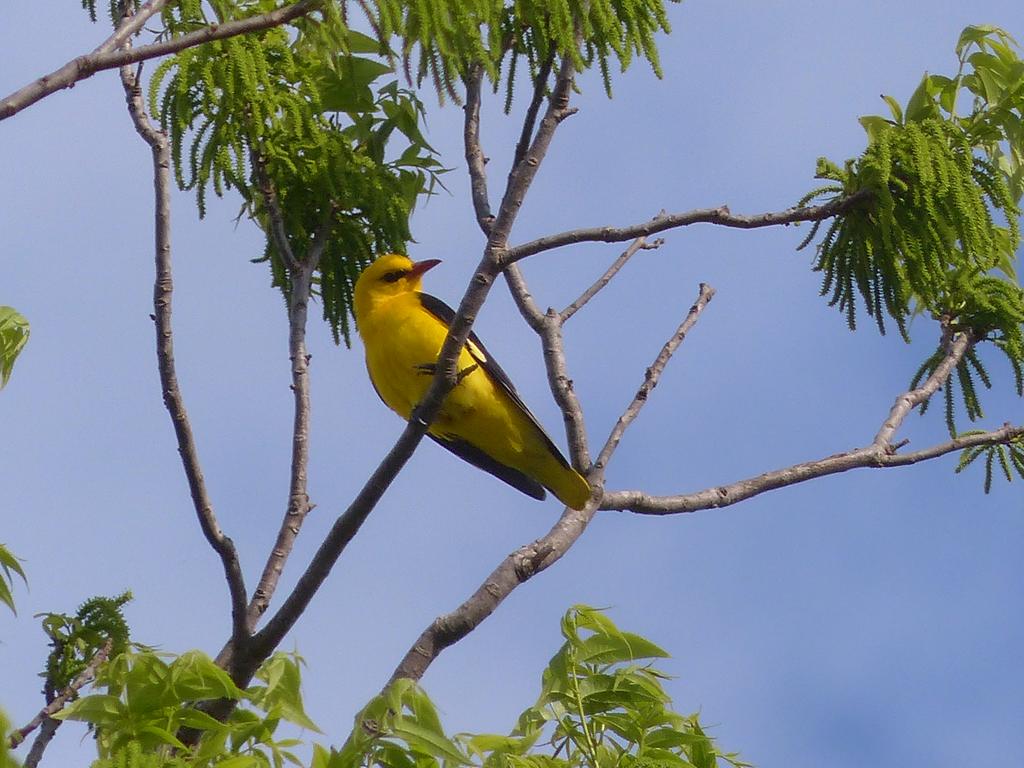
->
[2, 3, 1023, 767]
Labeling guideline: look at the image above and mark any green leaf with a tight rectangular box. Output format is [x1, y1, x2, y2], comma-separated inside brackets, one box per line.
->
[881, 94, 903, 123]
[575, 632, 670, 665]
[0, 306, 30, 389]
[254, 653, 321, 732]
[956, 25, 1015, 57]
[135, 724, 186, 749]
[391, 719, 470, 764]
[344, 30, 387, 55]
[176, 707, 232, 733]
[858, 115, 893, 142]
[905, 74, 941, 122]
[55, 694, 126, 726]
[168, 651, 244, 701]
[0, 543, 26, 614]
[464, 733, 531, 757]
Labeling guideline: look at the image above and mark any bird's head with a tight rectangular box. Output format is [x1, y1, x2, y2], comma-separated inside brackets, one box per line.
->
[354, 254, 441, 319]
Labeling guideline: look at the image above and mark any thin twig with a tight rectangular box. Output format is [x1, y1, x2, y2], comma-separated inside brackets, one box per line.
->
[595, 283, 716, 471]
[502, 266, 546, 330]
[245, 212, 333, 628]
[561, 237, 659, 322]
[94, 0, 170, 55]
[504, 191, 874, 264]
[602, 424, 1024, 514]
[874, 331, 972, 446]
[511, 50, 556, 170]
[0, 0, 323, 121]
[119, 58, 248, 644]
[463, 67, 493, 235]
[11, 640, 113, 752]
[251, 151, 299, 270]
[539, 311, 591, 470]
[600, 332, 985, 515]
[498, 46, 562, 330]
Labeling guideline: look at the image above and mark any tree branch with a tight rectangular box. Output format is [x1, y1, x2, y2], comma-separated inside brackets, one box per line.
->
[600, 332, 993, 515]
[10, 640, 113, 752]
[511, 50, 556, 171]
[539, 311, 591, 470]
[561, 237, 660, 322]
[503, 266, 547, 330]
[94, 0, 170, 55]
[245, 212, 333, 629]
[389, 505, 594, 683]
[244, 413, 433, 672]
[504, 191, 873, 264]
[602, 424, 1024, 514]
[595, 283, 716, 471]
[23, 719, 60, 768]
[251, 151, 299, 270]
[0, 0, 323, 121]
[119, 59, 248, 645]
[873, 330, 971, 446]
[463, 67, 493, 235]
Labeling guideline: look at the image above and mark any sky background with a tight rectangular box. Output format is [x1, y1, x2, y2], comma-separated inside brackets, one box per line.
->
[2, 2, 1023, 767]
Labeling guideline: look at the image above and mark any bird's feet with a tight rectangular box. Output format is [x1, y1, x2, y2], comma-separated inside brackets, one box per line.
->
[414, 362, 479, 384]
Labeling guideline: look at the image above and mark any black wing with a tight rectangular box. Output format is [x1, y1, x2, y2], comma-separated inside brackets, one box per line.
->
[416, 292, 576, 475]
[426, 432, 546, 500]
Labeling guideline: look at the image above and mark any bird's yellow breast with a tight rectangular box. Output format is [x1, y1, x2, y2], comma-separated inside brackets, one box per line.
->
[358, 293, 529, 451]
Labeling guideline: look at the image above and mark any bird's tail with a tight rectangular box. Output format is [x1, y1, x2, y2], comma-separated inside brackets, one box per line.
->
[542, 463, 592, 511]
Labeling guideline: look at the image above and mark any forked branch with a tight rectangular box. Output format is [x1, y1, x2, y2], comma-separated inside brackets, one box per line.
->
[598, 332, 1014, 515]
[505, 191, 873, 264]
[388, 281, 716, 683]
[119, 59, 248, 645]
[601, 423, 1024, 514]
[245, 208, 333, 629]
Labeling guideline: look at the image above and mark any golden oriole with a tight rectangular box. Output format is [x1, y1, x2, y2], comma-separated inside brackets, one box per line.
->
[353, 254, 591, 510]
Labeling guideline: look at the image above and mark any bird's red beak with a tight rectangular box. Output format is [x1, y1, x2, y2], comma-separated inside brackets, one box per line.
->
[408, 258, 441, 278]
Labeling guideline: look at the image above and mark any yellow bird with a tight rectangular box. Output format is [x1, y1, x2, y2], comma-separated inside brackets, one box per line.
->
[353, 254, 591, 510]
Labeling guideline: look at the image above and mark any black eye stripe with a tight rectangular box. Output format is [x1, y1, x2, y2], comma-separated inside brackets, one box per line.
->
[381, 270, 408, 283]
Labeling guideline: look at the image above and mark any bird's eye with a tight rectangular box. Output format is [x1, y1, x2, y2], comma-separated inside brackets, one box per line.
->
[381, 270, 407, 283]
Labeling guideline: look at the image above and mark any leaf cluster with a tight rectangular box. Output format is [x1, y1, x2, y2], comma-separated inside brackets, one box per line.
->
[798, 26, 1024, 350]
[333, 606, 746, 768]
[797, 26, 1024, 491]
[896, 25, 1024, 203]
[21, 607, 741, 768]
[149, 3, 443, 343]
[365, 0, 678, 101]
[56, 649, 317, 767]
[802, 119, 1020, 343]
[39, 591, 133, 694]
[955, 433, 1024, 493]
[0, 306, 30, 389]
